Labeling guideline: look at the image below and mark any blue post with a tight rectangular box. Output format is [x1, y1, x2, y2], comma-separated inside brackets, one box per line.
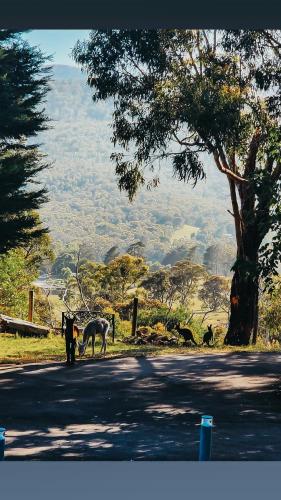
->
[199, 415, 213, 461]
[0, 428, 5, 461]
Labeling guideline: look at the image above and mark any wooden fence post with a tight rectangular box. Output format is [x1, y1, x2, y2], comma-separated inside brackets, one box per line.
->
[131, 297, 138, 337]
[112, 314, 115, 343]
[61, 312, 65, 337]
[28, 290, 34, 322]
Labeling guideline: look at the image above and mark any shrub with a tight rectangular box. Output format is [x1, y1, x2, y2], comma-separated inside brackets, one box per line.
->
[153, 322, 166, 333]
[138, 306, 188, 331]
[93, 297, 112, 311]
[118, 320, 132, 338]
[114, 298, 164, 320]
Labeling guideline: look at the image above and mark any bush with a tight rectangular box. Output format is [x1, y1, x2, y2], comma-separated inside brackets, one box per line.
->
[93, 297, 112, 311]
[114, 298, 164, 320]
[138, 306, 188, 331]
[153, 322, 166, 333]
[118, 320, 132, 338]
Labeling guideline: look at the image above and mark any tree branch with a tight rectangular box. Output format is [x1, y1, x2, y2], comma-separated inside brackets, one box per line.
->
[187, 48, 200, 76]
[213, 150, 247, 183]
[126, 55, 147, 78]
[172, 131, 204, 148]
[202, 30, 211, 52]
[244, 130, 261, 177]
[228, 177, 243, 250]
[262, 30, 281, 57]
[271, 161, 281, 181]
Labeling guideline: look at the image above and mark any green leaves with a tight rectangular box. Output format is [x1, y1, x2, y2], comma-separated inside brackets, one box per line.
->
[74, 29, 281, 197]
[172, 150, 205, 185]
[73, 29, 281, 315]
[0, 31, 51, 254]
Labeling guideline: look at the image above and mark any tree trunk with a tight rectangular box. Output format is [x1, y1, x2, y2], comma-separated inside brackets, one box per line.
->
[252, 285, 259, 345]
[224, 267, 259, 346]
[224, 172, 260, 346]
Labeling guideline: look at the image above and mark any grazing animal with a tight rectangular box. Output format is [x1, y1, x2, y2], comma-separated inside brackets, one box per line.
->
[78, 317, 110, 357]
[175, 322, 197, 346]
[202, 325, 214, 347]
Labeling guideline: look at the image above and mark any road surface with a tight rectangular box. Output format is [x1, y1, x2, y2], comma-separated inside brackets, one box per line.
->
[1, 352, 281, 460]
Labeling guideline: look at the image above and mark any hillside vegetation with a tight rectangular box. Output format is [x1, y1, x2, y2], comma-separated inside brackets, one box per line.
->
[38, 65, 235, 264]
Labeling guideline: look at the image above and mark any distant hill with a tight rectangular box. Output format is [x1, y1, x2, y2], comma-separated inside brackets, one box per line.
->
[38, 65, 234, 263]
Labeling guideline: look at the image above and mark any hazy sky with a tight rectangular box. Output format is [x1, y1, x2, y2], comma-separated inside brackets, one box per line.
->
[23, 30, 91, 66]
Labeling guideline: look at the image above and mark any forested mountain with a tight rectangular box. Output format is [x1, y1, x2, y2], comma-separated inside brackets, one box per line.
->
[38, 64, 234, 265]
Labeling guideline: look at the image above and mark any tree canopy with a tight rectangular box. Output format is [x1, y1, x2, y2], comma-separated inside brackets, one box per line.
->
[73, 30, 281, 345]
[73, 30, 281, 274]
[0, 30, 51, 254]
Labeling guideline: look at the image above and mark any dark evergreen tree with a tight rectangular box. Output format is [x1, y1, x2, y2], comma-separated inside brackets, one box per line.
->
[203, 245, 220, 274]
[126, 241, 145, 257]
[103, 245, 120, 264]
[203, 243, 236, 276]
[162, 244, 198, 266]
[0, 30, 51, 254]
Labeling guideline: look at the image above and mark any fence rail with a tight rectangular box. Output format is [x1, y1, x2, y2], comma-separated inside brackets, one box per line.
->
[61, 310, 116, 343]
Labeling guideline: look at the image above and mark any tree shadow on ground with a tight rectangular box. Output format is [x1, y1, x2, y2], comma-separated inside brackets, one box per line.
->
[1, 351, 281, 460]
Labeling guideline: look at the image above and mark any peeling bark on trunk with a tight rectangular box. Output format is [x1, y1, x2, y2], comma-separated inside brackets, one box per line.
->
[224, 224, 260, 346]
[224, 172, 260, 346]
[224, 267, 259, 346]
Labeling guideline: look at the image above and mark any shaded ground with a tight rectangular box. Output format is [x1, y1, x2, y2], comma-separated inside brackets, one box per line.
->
[1, 352, 281, 460]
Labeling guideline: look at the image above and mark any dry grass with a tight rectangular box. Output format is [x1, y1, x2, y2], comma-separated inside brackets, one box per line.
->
[189, 294, 228, 327]
[0, 332, 279, 366]
[171, 224, 199, 243]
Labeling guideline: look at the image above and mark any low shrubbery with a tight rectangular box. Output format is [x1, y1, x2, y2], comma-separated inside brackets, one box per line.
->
[137, 306, 185, 329]
[118, 305, 205, 345]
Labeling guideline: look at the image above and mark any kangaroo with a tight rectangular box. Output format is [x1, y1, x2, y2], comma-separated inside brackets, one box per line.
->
[202, 325, 214, 346]
[175, 322, 197, 346]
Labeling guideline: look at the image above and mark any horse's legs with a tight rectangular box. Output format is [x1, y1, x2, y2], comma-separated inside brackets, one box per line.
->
[101, 334, 106, 354]
[92, 334, 95, 357]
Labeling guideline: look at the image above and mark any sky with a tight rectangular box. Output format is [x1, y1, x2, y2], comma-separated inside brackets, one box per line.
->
[22, 30, 91, 66]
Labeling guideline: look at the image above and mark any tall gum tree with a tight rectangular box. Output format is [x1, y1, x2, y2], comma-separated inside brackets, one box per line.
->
[73, 30, 281, 345]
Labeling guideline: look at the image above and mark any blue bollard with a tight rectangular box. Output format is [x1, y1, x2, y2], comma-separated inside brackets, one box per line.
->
[199, 415, 213, 461]
[0, 428, 5, 461]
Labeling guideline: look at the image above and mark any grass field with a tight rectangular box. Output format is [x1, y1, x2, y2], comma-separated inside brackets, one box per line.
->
[0, 332, 279, 365]
[171, 224, 199, 243]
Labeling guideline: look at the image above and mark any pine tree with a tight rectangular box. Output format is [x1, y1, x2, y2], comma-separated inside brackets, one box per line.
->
[0, 30, 51, 254]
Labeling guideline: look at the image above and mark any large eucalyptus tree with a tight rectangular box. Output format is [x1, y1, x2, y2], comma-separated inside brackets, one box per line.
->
[73, 30, 281, 345]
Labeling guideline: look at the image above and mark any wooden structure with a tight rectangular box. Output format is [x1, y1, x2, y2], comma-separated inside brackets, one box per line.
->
[131, 297, 138, 337]
[28, 290, 34, 322]
[0, 314, 49, 338]
[61, 310, 116, 344]
[64, 315, 77, 366]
